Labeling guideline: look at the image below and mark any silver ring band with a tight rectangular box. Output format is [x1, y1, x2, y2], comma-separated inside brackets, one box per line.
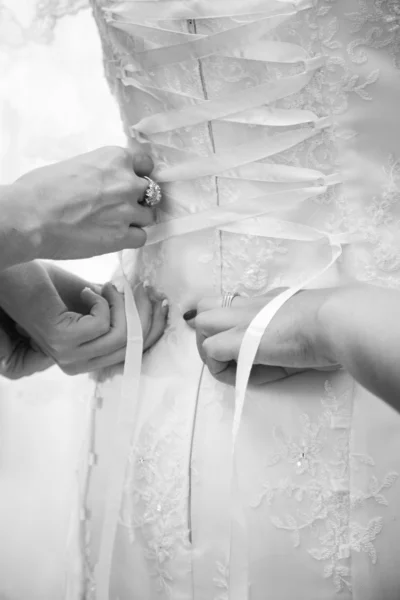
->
[141, 176, 162, 207]
[221, 292, 238, 309]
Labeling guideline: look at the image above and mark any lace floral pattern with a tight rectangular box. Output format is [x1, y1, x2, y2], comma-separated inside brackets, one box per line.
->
[347, 0, 400, 68]
[250, 380, 398, 593]
[213, 561, 229, 600]
[119, 400, 192, 595]
[0, 0, 88, 44]
[85, 1, 400, 598]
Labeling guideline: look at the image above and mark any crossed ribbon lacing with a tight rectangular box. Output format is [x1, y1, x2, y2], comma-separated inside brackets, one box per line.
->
[80, 2, 357, 598]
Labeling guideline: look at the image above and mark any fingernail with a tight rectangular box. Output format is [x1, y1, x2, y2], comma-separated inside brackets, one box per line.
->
[82, 287, 93, 294]
[161, 298, 169, 309]
[183, 309, 197, 321]
[143, 280, 150, 289]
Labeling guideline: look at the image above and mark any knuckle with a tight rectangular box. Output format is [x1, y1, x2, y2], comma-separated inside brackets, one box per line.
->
[48, 343, 65, 359]
[97, 320, 111, 336]
[61, 363, 81, 376]
[104, 145, 127, 161]
[201, 337, 212, 356]
[56, 355, 73, 368]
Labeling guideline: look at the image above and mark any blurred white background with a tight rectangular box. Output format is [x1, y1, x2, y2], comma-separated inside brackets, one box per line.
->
[0, 0, 124, 281]
[0, 2, 127, 565]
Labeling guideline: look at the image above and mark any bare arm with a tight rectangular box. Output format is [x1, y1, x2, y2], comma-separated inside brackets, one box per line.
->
[0, 146, 154, 271]
[320, 285, 400, 409]
[190, 283, 400, 413]
[0, 184, 40, 270]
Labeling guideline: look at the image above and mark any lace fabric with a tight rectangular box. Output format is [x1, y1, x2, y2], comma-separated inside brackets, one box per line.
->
[2, 0, 399, 598]
[79, 2, 400, 599]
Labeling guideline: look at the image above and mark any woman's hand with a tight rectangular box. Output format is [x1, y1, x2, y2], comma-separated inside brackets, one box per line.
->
[42, 280, 168, 375]
[2, 145, 156, 270]
[185, 289, 339, 386]
[0, 262, 168, 376]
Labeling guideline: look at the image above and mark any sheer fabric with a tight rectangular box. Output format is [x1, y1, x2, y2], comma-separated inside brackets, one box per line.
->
[82, 2, 400, 600]
[0, 3, 121, 599]
[1, 1, 400, 599]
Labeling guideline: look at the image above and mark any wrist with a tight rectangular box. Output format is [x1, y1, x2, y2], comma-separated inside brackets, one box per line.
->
[0, 183, 42, 267]
[0, 261, 47, 303]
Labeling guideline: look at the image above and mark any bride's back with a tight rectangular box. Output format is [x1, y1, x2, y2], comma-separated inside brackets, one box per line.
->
[85, 2, 400, 599]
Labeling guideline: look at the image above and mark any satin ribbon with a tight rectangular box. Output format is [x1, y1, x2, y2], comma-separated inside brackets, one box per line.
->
[105, 0, 308, 21]
[91, 2, 346, 598]
[132, 71, 317, 136]
[94, 253, 144, 600]
[114, 5, 312, 72]
[228, 237, 343, 600]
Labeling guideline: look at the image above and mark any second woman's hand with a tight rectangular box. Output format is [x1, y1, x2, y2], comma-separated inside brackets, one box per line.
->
[0, 262, 168, 377]
[184, 289, 340, 386]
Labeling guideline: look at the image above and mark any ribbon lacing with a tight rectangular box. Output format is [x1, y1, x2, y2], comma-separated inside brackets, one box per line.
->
[88, 2, 357, 598]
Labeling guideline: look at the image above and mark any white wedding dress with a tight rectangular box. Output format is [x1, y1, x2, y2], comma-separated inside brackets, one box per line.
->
[81, 1, 400, 599]
[2, 1, 400, 600]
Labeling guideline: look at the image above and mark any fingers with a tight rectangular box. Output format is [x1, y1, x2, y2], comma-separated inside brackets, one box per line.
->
[202, 328, 242, 367]
[143, 298, 169, 351]
[184, 295, 248, 325]
[208, 363, 288, 387]
[196, 294, 248, 314]
[77, 287, 111, 340]
[134, 282, 169, 350]
[201, 330, 289, 387]
[133, 154, 154, 178]
[86, 346, 126, 372]
[128, 140, 154, 177]
[77, 283, 127, 360]
[62, 346, 126, 375]
[124, 177, 155, 226]
[123, 226, 148, 249]
[185, 288, 290, 323]
[61, 284, 168, 374]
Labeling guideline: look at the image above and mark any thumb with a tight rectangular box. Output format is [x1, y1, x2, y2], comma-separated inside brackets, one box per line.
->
[76, 287, 111, 339]
[129, 140, 154, 177]
[122, 226, 148, 250]
[202, 328, 243, 367]
[80, 287, 110, 320]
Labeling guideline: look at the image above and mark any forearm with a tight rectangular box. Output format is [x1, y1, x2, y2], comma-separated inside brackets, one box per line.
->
[319, 285, 400, 410]
[0, 184, 41, 270]
[0, 261, 64, 333]
[44, 262, 99, 312]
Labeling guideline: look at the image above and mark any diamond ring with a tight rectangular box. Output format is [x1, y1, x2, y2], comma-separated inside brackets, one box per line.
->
[221, 292, 239, 309]
[141, 176, 162, 207]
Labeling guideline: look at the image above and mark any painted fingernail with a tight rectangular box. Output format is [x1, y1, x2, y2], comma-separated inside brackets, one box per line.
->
[183, 309, 197, 321]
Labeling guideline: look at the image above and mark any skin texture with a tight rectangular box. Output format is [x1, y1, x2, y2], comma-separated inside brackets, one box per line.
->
[0, 142, 167, 378]
[187, 284, 400, 412]
[0, 263, 168, 378]
[0, 144, 155, 269]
